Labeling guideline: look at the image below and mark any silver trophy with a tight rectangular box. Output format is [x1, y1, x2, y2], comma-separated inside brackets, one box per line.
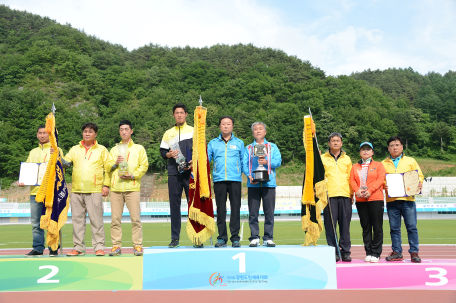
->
[252, 144, 270, 182]
[167, 137, 188, 173]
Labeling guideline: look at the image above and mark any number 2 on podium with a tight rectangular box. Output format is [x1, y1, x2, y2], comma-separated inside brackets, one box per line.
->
[232, 253, 246, 273]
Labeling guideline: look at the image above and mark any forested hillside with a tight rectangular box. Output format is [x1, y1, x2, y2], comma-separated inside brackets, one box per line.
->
[1, 5, 455, 187]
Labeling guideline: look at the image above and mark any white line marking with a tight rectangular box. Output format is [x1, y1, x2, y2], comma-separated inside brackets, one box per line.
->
[240, 222, 244, 241]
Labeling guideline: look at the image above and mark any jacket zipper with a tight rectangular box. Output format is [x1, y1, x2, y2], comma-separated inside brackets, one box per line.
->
[82, 148, 86, 190]
[225, 141, 228, 180]
[335, 157, 339, 196]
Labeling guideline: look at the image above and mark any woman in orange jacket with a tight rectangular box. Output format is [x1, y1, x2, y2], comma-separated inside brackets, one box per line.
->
[350, 142, 386, 263]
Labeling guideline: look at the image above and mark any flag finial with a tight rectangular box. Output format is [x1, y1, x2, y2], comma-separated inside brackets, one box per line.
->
[199, 95, 203, 107]
[51, 103, 56, 114]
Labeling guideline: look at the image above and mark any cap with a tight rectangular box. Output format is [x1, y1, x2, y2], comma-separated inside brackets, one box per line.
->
[359, 142, 373, 150]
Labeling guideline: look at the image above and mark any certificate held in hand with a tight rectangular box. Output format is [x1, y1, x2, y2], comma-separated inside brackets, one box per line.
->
[18, 162, 48, 186]
[385, 170, 421, 198]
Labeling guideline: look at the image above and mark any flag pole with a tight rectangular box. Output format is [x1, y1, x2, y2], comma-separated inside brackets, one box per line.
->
[53, 102, 64, 257]
[309, 107, 342, 261]
[198, 95, 213, 248]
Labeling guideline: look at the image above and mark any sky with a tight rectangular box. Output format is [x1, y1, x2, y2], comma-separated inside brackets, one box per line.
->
[4, 0, 456, 76]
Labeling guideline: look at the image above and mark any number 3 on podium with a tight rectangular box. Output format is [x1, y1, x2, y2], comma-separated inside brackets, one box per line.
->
[425, 268, 448, 286]
[232, 253, 246, 273]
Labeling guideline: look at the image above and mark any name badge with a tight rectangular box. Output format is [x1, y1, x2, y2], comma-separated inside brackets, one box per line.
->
[230, 145, 236, 149]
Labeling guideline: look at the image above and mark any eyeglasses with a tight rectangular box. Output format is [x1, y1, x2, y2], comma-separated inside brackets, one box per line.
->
[388, 144, 402, 148]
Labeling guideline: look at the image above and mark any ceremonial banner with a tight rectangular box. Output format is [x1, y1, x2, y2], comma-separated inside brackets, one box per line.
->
[186, 104, 215, 245]
[301, 115, 327, 246]
[35, 113, 70, 250]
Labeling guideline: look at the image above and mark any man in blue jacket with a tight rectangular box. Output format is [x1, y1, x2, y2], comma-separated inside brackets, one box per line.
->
[208, 116, 244, 248]
[243, 122, 282, 247]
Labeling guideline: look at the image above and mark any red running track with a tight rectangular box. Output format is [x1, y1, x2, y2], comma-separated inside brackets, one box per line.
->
[2, 245, 455, 259]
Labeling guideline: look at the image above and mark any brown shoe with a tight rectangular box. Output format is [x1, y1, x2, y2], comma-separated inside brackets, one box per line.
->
[386, 251, 403, 261]
[95, 250, 105, 256]
[66, 250, 85, 256]
[411, 252, 421, 263]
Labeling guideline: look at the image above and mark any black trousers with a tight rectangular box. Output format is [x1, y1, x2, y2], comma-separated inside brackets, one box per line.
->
[248, 187, 276, 241]
[323, 197, 352, 255]
[168, 173, 190, 240]
[356, 200, 384, 258]
[214, 181, 242, 242]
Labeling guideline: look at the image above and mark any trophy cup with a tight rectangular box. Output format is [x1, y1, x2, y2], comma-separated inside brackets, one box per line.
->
[252, 144, 270, 182]
[357, 168, 368, 192]
[167, 137, 188, 173]
[117, 143, 129, 177]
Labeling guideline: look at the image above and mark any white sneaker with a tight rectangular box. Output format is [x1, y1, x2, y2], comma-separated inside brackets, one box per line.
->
[364, 255, 372, 262]
[370, 256, 380, 263]
[263, 240, 276, 247]
[249, 238, 260, 247]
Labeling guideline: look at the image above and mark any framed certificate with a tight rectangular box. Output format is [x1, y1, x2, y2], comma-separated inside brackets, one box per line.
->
[18, 162, 48, 186]
[385, 170, 421, 198]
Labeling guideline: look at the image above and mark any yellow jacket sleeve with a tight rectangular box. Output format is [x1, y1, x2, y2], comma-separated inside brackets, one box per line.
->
[132, 146, 149, 180]
[102, 148, 115, 187]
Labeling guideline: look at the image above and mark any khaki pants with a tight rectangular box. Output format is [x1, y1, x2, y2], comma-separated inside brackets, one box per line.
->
[110, 191, 142, 248]
[70, 193, 105, 252]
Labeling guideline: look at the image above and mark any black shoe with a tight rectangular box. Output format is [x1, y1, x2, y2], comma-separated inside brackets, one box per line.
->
[232, 241, 241, 248]
[25, 249, 43, 257]
[386, 251, 404, 261]
[335, 253, 340, 262]
[49, 249, 59, 257]
[411, 252, 421, 263]
[168, 239, 179, 248]
[193, 244, 204, 248]
[215, 239, 227, 247]
[342, 254, 352, 262]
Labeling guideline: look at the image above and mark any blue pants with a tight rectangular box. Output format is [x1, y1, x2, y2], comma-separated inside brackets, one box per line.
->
[30, 195, 59, 252]
[386, 200, 419, 254]
[30, 195, 45, 252]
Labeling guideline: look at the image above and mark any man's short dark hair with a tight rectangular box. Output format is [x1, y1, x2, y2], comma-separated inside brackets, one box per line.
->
[219, 115, 234, 125]
[37, 125, 46, 132]
[328, 132, 343, 142]
[81, 122, 98, 133]
[387, 135, 403, 146]
[172, 103, 188, 114]
[119, 120, 133, 129]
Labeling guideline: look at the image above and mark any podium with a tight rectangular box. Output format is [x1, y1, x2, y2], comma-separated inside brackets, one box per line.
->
[0, 255, 142, 291]
[143, 245, 337, 290]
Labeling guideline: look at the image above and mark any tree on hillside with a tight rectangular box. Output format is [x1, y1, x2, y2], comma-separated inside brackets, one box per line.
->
[433, 122, 451, 152]
[393, 109, 423, 150]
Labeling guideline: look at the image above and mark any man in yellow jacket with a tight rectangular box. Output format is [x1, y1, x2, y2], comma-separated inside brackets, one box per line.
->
[383, 135, 424, 263]
[63, 122, 114, 256]
[107, 120, 149, 257]
[18, 125, 64, 257]
[321, 132, 353, 262]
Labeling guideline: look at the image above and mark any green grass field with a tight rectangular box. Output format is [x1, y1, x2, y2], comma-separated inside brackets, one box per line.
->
[1, 219, 455, 249]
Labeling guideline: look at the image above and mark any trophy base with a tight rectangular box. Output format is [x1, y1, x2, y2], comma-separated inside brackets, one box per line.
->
[118, 170, 130, 177]
[118, 163, 129, 177]
[253, 170, 269, 183]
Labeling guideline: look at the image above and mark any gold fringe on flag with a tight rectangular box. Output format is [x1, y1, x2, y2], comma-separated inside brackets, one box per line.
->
[35, 113, 69, 250]
[186, 105, 215, 245]
[301, 115, 328, 246]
